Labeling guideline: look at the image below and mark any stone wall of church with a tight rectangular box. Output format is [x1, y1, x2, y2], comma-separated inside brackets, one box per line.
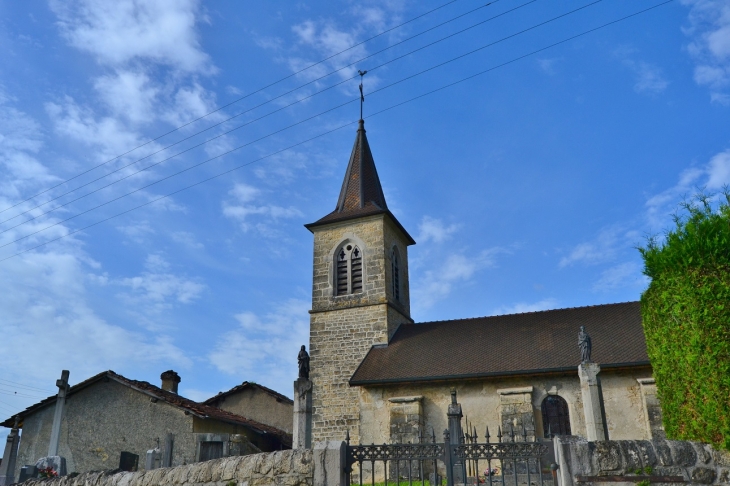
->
[357, 369, 656, 446]
[308, 214, 413, 444]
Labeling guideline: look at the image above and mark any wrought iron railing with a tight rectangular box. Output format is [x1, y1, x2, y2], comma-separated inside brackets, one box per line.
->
[346, 426, 550, 486]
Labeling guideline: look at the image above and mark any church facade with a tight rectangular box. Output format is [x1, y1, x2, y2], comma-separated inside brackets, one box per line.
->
[304, 120, 663, 448]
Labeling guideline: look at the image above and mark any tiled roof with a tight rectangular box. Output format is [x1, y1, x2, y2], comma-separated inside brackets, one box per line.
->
[204, 381, 293, 405]
[350, 301, 649, 385]
[0, 371, 292, 446]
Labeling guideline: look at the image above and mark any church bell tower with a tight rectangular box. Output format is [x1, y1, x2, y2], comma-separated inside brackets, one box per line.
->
[304, 119, 415, 443]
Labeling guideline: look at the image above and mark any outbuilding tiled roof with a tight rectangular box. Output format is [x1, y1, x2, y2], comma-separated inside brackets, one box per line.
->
[204, 381, 293, 405]
[350, 301, 649, 385]
[0, 371, 291, 446]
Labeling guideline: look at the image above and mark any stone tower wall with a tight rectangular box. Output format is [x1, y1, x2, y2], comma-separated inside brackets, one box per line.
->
[309, 214, 413, 443]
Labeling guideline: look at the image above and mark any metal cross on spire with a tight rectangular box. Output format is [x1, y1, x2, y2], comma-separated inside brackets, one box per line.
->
[358, 70, 367, 120]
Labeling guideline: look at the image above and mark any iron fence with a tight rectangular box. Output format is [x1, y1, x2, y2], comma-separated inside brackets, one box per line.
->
[346, 425, 550, 486]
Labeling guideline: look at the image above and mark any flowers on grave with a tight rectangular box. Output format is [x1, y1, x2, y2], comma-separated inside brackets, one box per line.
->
[38, 467, 58, 478]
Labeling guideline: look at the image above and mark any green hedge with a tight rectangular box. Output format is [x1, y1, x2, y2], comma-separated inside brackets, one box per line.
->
[639, 193, 730, 451]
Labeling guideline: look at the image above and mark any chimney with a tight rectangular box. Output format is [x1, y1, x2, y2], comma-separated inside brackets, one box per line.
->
[160, 370, 180, 394]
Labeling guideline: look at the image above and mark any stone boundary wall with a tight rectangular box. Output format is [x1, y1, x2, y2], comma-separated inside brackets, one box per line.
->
[554, 436, 730, 486]
[18, 450, 313, 486]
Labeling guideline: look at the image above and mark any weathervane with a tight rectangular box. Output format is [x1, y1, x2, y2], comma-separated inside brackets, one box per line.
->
[358, 69, 368, 120]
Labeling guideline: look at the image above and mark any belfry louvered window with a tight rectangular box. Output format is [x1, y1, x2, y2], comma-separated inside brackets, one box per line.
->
[336, 244, 363, 295]
[391, 249, 400, 302]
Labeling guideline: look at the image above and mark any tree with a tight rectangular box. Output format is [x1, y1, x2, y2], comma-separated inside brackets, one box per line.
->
[639, 192, 730, 450]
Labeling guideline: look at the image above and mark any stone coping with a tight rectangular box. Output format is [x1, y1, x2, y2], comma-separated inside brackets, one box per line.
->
[497, 386, 533, 395]
[388, 396, 423, 403]
[576, 476, 685, 483]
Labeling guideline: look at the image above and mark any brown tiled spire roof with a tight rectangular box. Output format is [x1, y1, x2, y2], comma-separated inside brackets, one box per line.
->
[336, 119, 387, 213]
[306, 120, 415, 244]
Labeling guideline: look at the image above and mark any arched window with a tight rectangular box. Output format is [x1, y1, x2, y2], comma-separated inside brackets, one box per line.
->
[335, 244, 363, 295]
[391, 248, 400, 302]
[541, 395, 571, 438]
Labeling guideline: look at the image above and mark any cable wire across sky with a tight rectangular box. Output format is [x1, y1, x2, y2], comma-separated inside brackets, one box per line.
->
[0, 0, 597, 242]
[0, 0, 478, 217]
[0, 0, 675, 263]
[0, 0, 521, 230]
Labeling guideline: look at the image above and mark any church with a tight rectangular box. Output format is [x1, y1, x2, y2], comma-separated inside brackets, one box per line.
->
[302, 119, 662, 448]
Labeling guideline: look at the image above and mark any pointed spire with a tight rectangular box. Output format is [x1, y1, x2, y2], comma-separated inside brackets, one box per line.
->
[305, 119, 415, 246]
[335, 119, 388, 213]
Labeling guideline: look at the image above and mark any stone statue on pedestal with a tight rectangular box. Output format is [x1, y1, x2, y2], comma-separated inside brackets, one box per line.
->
[298, 345, 310, 380]
[578, 326, 592, 363]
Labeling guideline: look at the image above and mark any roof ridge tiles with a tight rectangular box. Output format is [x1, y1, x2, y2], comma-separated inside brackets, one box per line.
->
[414, 301, 640, 325]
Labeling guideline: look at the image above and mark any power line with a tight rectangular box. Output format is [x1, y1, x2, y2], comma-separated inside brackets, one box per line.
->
[0, 0, 467, 217]
[0, 378, 54, 393]
[0, 0, 674, 263]
[0, 0, 586, 242]
[0, 389, 47, 399]
[0, 0, 514, 230]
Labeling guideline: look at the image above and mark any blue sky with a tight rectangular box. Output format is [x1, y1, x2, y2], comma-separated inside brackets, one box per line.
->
[1, 0, 729, 440]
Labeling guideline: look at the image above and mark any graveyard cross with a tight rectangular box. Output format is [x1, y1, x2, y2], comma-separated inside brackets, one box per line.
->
[48, 370, 70, 457]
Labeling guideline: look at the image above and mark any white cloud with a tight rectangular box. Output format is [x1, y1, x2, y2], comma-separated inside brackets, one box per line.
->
[222, 183, 303, 233]
[49, 0, 213, 73]
[413, 248, 505, 309]
[559, 226, 637, 268]
[645, 149, 730, 226]
[208, 299, 309, 395]
[0, 100, 57, 200]
[491, 298, 559, 316]
[171, 231, 204, 249]
[682, 0, 730, 102]
[93, 69, 159, 124]
[0, 247, 192, 411]
[119, 253, 205, 308]
[416, 216, 460, 244]
[592, 261, 649, 292]
[631, 61, 669, 94]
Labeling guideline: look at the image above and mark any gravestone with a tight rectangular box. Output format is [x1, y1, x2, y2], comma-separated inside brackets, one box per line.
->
[162, 433, 174, 467]
[119, 451, 139, 472]
[18, 465, 38, 483]
[34, 456, 66, 477]
[145, 448, 160, 470]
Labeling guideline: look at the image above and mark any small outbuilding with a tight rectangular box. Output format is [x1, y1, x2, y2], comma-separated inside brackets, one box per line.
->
[0, 370, 291, 477]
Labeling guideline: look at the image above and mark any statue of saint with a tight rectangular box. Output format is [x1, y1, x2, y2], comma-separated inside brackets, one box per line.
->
[298, 345, 310, 380]
[578, 326, 592, 363]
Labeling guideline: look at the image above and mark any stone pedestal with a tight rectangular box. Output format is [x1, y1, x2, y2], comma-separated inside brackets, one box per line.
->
[0, 421, 20, 486]
[447, 391, 465, 484]
[578, 363, 607, 441]
[294, 378, 313, 449]
[35, 455, 67, 477]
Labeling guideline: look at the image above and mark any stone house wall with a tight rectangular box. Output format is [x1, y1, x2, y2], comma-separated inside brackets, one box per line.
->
[357, 369, 657, 447]
[309, 215, 413, 445]
[206, 387, 293, 435]
[14, 379, 197, 477]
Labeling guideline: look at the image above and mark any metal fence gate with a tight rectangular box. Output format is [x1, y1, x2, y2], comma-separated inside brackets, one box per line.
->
[346, 426, 550, 486]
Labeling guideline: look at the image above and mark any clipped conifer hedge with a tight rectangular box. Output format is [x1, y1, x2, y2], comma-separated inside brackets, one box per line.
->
[639, 193, 730, 451]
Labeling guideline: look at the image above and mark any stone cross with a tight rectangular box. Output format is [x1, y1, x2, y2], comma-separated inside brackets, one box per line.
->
[48, 370, 70, 457]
